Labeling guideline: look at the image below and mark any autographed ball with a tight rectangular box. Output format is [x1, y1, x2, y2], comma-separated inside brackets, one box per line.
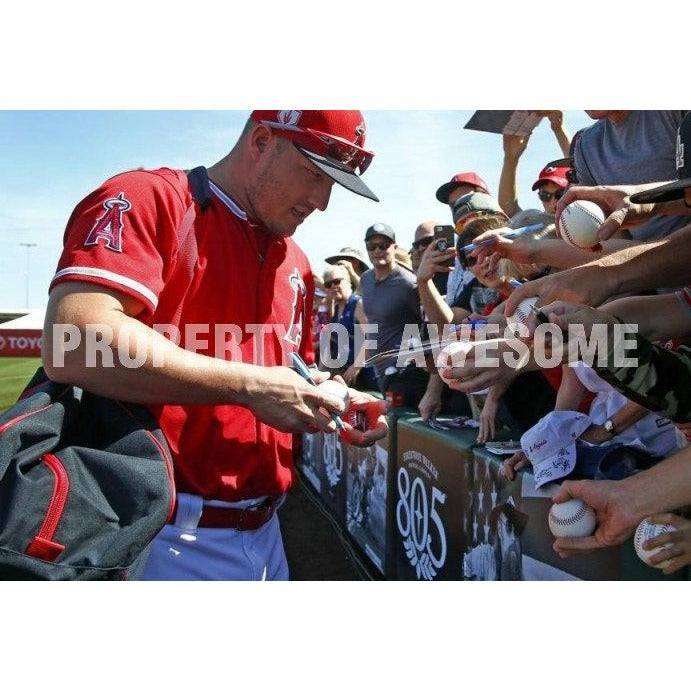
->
[548, 499, 597, 538]
[634, 518, 675, 569]
[559, 200, 605, 249]
[317, 379, 350, 410]
[506, 297, 539, 336]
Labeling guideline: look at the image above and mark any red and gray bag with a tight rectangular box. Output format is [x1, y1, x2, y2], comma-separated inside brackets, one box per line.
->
[0, 369, 176, 580]
[0, 167, 217, 580]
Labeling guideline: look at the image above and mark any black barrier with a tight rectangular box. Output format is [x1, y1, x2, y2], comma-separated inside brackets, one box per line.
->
[297, 414, 690, 581]
[469, 446, 687, 581]
[393, 421, 476, 580]
[344, 408, 416, 578]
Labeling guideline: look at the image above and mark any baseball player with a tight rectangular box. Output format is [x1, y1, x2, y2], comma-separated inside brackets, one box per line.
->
[42, 110, 387, 580]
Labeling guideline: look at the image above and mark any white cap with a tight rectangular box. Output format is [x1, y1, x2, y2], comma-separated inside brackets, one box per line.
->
[520, 411, 592, 488]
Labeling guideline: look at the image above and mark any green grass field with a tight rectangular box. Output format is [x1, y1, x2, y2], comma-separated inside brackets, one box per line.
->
[0, 357, 41, 412]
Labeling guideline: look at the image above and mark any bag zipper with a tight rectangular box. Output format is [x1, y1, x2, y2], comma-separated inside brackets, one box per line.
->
[25, 453, 69, 562]
[113, 401, 177, 523]
[0, 404, 53, 436]
[145, 430, 177, 522]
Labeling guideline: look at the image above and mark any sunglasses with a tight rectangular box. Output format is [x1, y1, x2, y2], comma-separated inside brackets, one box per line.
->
[537, 189, 565, 202]
[260, 121, 374, 175]
[324, 278, 343, 288]
[411, 236, 434, 251]
[366, 241, 393, 252]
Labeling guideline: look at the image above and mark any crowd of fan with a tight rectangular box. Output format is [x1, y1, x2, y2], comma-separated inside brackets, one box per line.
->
[314, 110, 691, 574]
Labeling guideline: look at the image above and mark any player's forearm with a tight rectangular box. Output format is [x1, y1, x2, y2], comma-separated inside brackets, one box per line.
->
[418, 278, 454, 330]
[498, 156, 521, 218]
[43, 313, 259, 406]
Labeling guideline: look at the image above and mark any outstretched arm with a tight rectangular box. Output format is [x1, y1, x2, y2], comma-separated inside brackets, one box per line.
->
[43, 282, 346, 433]
[498, 134, 529, 218]
[504, 223, 691, 316]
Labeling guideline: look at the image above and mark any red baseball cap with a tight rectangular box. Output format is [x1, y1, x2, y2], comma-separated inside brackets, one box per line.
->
[531, 165, 571, 191]
[250, 110, 378, 201]
[435, 172, 489, 203]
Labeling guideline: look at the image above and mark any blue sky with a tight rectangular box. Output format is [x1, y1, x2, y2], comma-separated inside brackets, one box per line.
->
[0, 110, 592, 309]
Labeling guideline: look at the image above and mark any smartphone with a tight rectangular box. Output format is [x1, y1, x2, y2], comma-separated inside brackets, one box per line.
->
[433, 225, 455, 267]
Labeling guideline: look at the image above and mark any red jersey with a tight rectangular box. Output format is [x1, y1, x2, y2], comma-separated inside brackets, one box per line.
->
[51, 168, 315, 501]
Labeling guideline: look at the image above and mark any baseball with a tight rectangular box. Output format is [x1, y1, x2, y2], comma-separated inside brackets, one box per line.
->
[548, 499, 597, 538]
[506, 297, 539, 336]
[559, 200, 605, 249]
[634, 518, 675, 569]
[317, 379, 350, 410]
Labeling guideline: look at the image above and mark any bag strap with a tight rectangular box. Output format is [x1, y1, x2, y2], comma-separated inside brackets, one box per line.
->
[166, 167, 213, 326]
[175, 166, 212, 246]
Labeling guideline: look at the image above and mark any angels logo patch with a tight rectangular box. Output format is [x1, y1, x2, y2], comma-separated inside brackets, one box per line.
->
[284, 268, 307, 346]
[84, 192, 131, 252]
[278, 110, 302, 127]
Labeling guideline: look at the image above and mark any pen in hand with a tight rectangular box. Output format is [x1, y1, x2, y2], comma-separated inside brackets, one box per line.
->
[290, 352, 345, 431]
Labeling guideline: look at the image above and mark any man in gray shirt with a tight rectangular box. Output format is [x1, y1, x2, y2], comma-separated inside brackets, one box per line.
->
[573, 110, 688, 241]
[354, 223, 427, 403]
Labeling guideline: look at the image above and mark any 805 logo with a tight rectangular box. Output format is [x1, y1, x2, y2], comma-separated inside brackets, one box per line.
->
[396, 465, 447, 580]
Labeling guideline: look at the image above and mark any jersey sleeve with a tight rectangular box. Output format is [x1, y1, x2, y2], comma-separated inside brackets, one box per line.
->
[50, 170, 187, 315]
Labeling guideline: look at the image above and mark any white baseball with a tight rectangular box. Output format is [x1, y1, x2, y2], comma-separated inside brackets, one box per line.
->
[506, 297, 538, 336]
[548, 499, 597, 538]
[634, 518, 675, 569]
[559, 200, 605, 249]
[317, 379, 350, 410]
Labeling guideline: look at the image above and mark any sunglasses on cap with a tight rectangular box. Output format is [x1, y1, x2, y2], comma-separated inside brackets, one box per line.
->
[259, 121, 374, 175]
[366, 240, 393, 252]
[324, 278, 343, 288]
[411, 237, 434, 251]
[537, 189, 565, 202]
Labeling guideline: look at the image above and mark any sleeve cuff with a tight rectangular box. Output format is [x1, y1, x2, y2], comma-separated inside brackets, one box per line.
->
[50, 266, 159, 313]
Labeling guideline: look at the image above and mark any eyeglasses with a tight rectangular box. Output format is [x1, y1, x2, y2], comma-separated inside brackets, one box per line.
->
[411, 237, 434, 251]
[537, 189, 565, 202]
[366, 241, 393, 252]
[324, 278, 343, 288]
[259, 120, 374, 175]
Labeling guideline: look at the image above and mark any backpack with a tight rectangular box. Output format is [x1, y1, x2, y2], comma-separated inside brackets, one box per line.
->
[0, 166, 212, 580]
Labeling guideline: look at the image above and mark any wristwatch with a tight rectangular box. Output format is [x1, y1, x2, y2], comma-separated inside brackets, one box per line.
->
[603, 419, 617, 436]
